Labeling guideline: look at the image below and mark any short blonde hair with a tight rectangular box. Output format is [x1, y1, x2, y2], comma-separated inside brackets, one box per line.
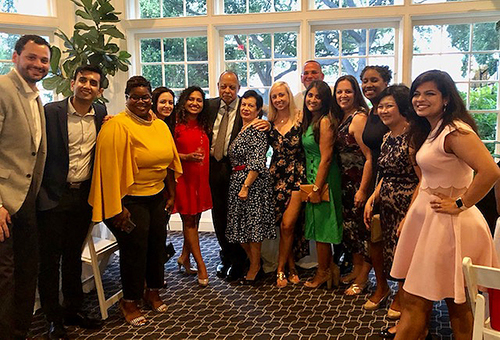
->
[268, 81, 298, 124]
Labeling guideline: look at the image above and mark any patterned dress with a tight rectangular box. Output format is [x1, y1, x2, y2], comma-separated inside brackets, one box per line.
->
[377, 132, 418, 275]
[226, 127, 276, 244]
[301, 125, 343, 244]
[268, 122, 308, 259]
[336, 112, 369, 257]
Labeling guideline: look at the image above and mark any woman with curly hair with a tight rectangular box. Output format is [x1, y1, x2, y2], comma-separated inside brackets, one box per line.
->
[173, 86, 212, 287]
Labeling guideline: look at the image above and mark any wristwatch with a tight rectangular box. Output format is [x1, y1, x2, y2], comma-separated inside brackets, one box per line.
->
[312, 185, 319, 193]
[455, 197, 467, 211]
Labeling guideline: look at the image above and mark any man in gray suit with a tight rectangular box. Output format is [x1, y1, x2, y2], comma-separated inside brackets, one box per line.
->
[0, 35, 50, 340]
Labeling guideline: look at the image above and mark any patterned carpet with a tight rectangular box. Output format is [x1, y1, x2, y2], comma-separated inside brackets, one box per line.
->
[29, 231, 453, 339]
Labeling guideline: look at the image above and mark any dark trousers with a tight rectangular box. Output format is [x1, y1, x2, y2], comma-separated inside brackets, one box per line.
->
[0, 183, 38, 340]
[106, 192, 167, 300]
[37, 181, 92, 323]
[209, 156, 246, 268]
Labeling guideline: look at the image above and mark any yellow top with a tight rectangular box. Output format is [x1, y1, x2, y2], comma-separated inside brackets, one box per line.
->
[88, 111, 182, 222]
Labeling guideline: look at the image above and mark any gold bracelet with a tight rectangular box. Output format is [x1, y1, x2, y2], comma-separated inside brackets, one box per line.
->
[243, 183, 250, 189]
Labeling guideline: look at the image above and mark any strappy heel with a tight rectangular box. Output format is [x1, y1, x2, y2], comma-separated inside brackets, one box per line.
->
[143, 288, 167, 313]
[119, 299, 147, 326]
[276, 271, 288, 288]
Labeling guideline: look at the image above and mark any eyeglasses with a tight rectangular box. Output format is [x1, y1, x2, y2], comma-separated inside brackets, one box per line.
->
[127, 95, 152, 102]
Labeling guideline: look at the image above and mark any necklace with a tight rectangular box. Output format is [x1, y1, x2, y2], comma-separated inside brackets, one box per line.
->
[278, 116, 289, 124]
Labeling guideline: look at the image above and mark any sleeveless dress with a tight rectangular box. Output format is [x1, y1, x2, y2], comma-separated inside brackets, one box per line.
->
[336, 112, 369, 257]
[268, 121, 308, 259]
[378, 132, 418, 275]
[362, 109, 389, 191]
[390, 121, 499, 303]
[226, 127, 276, 243]
[173, 120, 212, 215]
[301, 125, 343, 244]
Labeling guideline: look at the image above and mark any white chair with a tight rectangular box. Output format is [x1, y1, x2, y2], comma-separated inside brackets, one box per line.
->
[462, 257, 500, 340]
[81, 222, 123, 319]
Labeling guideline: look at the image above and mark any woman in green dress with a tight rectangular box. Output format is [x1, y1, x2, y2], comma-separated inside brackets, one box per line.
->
[301, 80, 343, 289]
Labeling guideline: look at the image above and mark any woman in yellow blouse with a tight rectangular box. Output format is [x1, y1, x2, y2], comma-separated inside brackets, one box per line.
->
[89, 76, 182, 326]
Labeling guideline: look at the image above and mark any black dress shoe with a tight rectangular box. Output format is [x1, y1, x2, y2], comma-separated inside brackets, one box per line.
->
[48, 321, 68, 340]
[216, 263, 231, 279]
[64, 312, 103, 330]
[379, 327, 396, 339]
[226, 266, 244, 282]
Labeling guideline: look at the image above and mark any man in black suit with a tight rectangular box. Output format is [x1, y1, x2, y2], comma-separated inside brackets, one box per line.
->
[37, 65, 106, 339]
[207, 71, 248, 281]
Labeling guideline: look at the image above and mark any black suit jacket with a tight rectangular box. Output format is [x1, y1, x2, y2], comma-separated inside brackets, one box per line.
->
[37, 98, 107, 211]
[207, 97, 242, 149]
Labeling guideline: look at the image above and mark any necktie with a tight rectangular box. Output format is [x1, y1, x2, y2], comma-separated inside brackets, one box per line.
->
[213, 105, 229, 161]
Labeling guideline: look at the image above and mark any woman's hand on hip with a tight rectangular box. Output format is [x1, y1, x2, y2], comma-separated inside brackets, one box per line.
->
[430, 192, 462, 215]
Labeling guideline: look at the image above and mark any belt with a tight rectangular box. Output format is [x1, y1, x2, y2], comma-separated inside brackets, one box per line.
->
[232, 165, 246, 171]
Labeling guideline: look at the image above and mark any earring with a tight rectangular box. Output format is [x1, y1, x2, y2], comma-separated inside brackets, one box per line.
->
[443, 103, 448, 112]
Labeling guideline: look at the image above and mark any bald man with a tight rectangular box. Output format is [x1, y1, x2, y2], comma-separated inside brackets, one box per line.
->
[293, 60, 325, 110]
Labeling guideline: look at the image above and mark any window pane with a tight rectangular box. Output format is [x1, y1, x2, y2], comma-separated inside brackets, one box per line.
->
[414, 0, 477, 3]
[142, 65, 163, 89]
[412, 54, 469, 82]
[472, 112, 498, 153]
[165, 64, 185, 88]
[249, 0, 271, 13]
[163, 0, 183, 17]
[225, 62, 248, 87]
[471, 53, 499, 81]
[0, 0, 50, 16]
[274, 61, 298, 93]
[224, 0, 246, 14]
[275, 0, 298, 11]
[341, 58, 364, 76]
[470, 83, 498, 111]
[321, 60, 340, 84]
[314, 0, 401, 9]
[186, 37, 208, 61]
[315, 31, 340, 58]
[472, 23, 499, 51]
[164, 38, 184, 62]
[140, 0, 160, 18]
[342, 29, 367, 56]
[225, 35, 247, 61]
[0, 32, 19, 60]
[249, 34, 271, 59]
[186, 0, 206, 16]
[249, 61, 272, 87]
[0, 61, 13, 75]
[140, 39, 161, 63]
[274, 32, 297, 58]
[187, 64, 208, 87]
[369, 28, 395, 55]
[445, 24, 471, 52]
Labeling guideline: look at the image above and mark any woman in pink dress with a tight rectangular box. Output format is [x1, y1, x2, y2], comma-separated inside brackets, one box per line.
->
[173, 86, 212, 287]
[391, 70, 500, 340]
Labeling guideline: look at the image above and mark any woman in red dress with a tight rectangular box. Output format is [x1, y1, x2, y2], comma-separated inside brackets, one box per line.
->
[173, 86, 212, 287]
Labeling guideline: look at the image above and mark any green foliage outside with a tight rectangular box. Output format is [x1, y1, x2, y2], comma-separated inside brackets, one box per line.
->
[42, 0, 131, 103]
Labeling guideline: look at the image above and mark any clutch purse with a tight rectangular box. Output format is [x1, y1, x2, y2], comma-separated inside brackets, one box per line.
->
[299, 184, 330, 202]
[370, 214, 383, 243]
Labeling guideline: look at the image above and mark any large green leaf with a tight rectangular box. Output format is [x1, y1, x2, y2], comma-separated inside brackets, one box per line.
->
[81, 0, 93, 10]
[102, 27, 124, 39]
[98, 2, 114, 15]
[49, 46, 61, 74]
[74, 22, 92, 30]
[42, 75, 63, 90]
[101, 13, 119, 22]
[70, 0, 84, 7]
[118, 50, 131, 60]
[75, 9, 92, 20]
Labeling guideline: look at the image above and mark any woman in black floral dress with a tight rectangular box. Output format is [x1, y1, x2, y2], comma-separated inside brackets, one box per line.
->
[332, 75, 372, 296]
[226, 90, 276, 285]
[268, 81, 308, 288]
[364, 85, 419, 326]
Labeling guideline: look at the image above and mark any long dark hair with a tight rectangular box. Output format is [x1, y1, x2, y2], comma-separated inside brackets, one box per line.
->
[408, 70, 478, 151]
[331, 75, 368, 123]
[174, 86, 211, 134]
[152, 86, 176, 133]
[302, 80, 337, 144]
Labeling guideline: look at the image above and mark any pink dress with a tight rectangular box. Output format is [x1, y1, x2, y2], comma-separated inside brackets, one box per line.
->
[173, 120, 212, 215]
[390, 120, 499, 304]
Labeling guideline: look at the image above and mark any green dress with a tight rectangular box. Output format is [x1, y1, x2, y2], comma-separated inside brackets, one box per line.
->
[301, 125, 343, 244]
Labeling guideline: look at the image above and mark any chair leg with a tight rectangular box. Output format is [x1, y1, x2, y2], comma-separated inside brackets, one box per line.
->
[473, 294, 485, 340]
[87, 232, 108, 320]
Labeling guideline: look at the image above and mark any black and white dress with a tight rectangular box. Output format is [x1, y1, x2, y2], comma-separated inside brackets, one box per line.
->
[226, 126, 276, 244]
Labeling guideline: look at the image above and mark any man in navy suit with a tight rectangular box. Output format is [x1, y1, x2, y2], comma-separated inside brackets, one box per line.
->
[37, 65, 107, 339]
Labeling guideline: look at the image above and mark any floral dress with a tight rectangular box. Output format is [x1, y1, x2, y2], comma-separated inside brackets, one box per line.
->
[336, 112, 369, 257]
[226, 127, 276, 243]
[268, 122, 308, 260]
[377, 132, 418, 275]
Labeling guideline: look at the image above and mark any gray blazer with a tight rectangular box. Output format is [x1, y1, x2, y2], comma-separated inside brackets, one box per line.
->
[0, 70, 47, 215]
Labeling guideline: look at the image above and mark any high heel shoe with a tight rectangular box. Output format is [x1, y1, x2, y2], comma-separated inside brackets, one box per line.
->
[363, 289, 390, 310]
[276, 271, 288, 288]
[288, 268, 300, 285]
[240, 268, 263, 286]
[177, 257, 197, 275]
[119, 299, 147, 326]
[344, 281, 367, 296]
[304, 268, 333, 289]
[143, 288, 167, 313]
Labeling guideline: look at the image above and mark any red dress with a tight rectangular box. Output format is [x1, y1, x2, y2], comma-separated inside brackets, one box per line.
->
[173, 119, 212, 215]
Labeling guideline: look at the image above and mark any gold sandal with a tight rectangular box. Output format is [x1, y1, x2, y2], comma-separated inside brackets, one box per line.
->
[143, 289, 167, 313]
[288, 268, 300, 285]
[344, 282, 367, 296]
[119, 299, 147, 326]
[276, 272, 288, 288]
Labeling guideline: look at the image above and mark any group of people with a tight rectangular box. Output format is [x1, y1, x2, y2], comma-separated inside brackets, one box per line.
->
[1, 34, 499, 340]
